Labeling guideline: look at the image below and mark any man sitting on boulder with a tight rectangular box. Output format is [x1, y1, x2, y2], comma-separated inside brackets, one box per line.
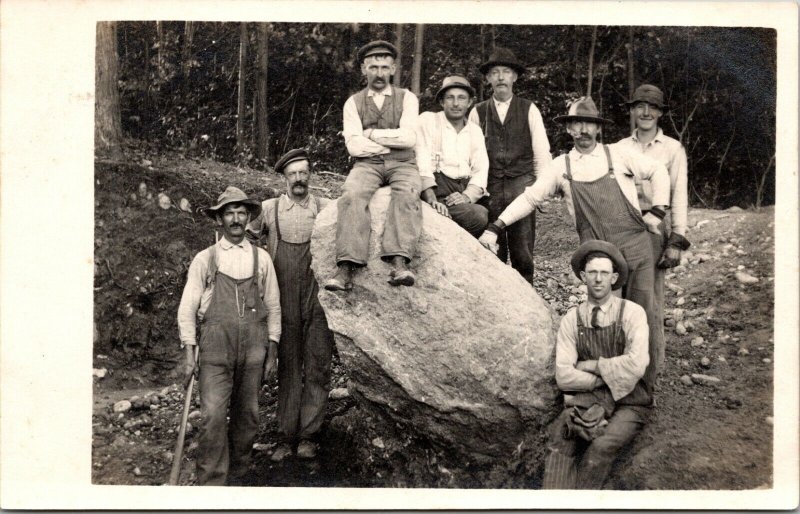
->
[415, 75, 489, 238]
[325, 40, 422, 291]
[543, 240, 652, 489]
[177, 186, 281, 485]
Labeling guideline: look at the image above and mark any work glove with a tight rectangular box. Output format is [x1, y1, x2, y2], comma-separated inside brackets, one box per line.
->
[657, 232, 691, 269]
[478, 230, 499, 254]
[642, 212, 662, 236]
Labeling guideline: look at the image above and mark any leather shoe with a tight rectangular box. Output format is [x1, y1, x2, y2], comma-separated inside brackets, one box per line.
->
[324, 262, 354, 291]
[387, 256, 415, 287]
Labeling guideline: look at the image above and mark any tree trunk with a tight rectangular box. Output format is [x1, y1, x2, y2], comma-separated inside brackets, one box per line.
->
[586, 26, 597, 97]
[411, 24, 424, 96]
[478, 25, 486, 100]
[236, 22, 249, 156]
[393, 24, 404, 86]
[95, 21, 123, 159]
[156, 21, 165, 79]
[256, 23, 270, 164]
[627, 27, 636, 132]
[182, 21, 194, 77]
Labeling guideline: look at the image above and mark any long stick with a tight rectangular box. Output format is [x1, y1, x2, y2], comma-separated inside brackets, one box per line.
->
[168, 345, 199, 485]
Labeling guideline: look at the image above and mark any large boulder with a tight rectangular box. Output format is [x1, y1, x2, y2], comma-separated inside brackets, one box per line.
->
[311, 187, 560, 465]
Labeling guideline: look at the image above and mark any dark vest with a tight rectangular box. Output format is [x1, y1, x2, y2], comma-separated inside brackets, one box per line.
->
[475, 96, 534, 179]
[353, 86, 415, 162]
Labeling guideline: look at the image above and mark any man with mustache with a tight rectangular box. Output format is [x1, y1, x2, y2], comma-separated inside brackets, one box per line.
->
[479, 96, 670, 396]
[616, 84, 691, 373]
[246, 148, 334, 461]
[177, 186, 281, 485]
[415, 75, 489, 237]
[325, 40, 423, 291]
[468, 47, 553, 283]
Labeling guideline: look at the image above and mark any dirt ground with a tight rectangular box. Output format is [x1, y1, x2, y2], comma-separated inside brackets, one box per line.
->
[92, 146, 774, 489]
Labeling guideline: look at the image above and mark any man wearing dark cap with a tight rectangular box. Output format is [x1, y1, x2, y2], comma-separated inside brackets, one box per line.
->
[177, 186, 281, 485]
[617, 84, 691, 373]
[542, 240, 652, 489]
[415, 75, 489, 237]
[468, 47, 552, 282]
[326, 40, 422, 290]
[479, 96, 669, 395]
[246, 149, 334, 461]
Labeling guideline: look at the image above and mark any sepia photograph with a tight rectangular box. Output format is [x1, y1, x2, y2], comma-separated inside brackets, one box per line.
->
[1, 0, 798, 510]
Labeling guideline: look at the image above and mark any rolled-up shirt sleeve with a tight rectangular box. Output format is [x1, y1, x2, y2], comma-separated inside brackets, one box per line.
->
[465, 122, 489, 202]
[528, 103, 553, 177]
[370, 92, 418, 149]
[596, 301, 650, 400]
[343, 96, 390, 157]
[497, 162, 562, 226]
[556, 309, 605, 392]
[414, 112, 437, 191]
[614, 144, 670, 207]
[177, 253, 207, 347]
[259, 252, 282, 343]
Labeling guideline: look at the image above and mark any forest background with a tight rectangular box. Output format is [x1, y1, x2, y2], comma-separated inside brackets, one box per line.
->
[95, 21, 777, 210]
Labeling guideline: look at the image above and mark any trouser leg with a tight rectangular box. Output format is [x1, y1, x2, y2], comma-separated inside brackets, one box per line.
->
[381, 161, 422, 261]
[434, 173, 489, 238]
[506, 210, 536, 283]
[197, 358, 233, 486]
[543, 409, 581, 489]
[335, 163, 384, 266]
[228, 340, 267, 477]
[298, 296, 334, 439]
[650, 228, 667, 374]
[277, 313, 304, 439]
[576, 406, 648, 489]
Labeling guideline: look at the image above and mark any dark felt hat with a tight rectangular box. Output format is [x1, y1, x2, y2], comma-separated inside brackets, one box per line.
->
[435, 75, 475, 102]
[203, 186, 262, 220]
[357, 40, 398, 63]
[570, 240, 629, 290]
[274, 148, 309, 174]
[553, 96, 613, 125]
[479, 47, 526, 75]
[625, 84, 667, 110]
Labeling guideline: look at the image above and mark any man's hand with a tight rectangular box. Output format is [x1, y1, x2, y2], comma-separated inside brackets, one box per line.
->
[262, 340, 278, 384]
[657, 246, 681, 269]
[478, 230, 499, 254]
[182, 345, 199, 389]
[444, 192, 469, 207]
[421, 187, 451, 218]
[430, 201, 451, 218]
[642, 212, 662, 235]
[576, 359, 600, 375]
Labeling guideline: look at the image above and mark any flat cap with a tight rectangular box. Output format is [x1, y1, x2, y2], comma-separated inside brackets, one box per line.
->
[357, 40, 398, 63]
[274, 148, 309, 174]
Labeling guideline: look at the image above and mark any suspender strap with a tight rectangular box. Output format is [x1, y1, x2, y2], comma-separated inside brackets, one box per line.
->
[615, 299, 626, 340]
[576, 306, 585, 328]
[205, 244, 218, 287]
[602, 144, 614, 174]
[251, 243, 259, 282]
[433, 113, 443, 158]
[273, 198, 282, 242]
[564, 154, 573, 180]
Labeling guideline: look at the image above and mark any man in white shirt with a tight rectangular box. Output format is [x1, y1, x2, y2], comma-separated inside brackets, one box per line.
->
[543, 240, 651, 489]
[617, 84, 691, 373]
[177, 186, 281, 485]
[415, 75, 489, 238]
[479, 96, 669, 394]
[325, 40, 422, 291]
[468, 47, 553, 282]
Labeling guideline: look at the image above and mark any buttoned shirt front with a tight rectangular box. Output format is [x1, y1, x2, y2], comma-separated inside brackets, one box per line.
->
[177, 237, 282, 347]
[497, 142, 670, 228]
[246, 194, 330, 257]
[342, 86, 419, 158]
[493, 97, 512, 123]
[415, 111, 489, 200]
[556, 295, 650, 401]
[617, 128, 689, 236]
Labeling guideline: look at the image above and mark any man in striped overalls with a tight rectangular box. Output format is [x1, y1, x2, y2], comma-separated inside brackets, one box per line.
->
[542, 240, 651, 489]
[479, 97, 670, 393]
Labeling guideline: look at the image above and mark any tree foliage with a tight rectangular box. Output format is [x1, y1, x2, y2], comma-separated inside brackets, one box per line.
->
[114, 22, 775, 208]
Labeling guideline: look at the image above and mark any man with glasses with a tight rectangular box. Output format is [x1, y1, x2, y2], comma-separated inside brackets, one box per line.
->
[468, 47, 552, 283]
[415, 75, 489, 238]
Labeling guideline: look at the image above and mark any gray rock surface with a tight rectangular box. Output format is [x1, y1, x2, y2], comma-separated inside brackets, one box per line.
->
[311, 188, 560, 463]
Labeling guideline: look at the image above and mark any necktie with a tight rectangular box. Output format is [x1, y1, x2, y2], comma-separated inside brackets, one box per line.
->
[590, 306, 601, 328]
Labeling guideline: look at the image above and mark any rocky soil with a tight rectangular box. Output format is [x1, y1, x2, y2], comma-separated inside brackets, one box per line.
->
[93, 146, 774, 489]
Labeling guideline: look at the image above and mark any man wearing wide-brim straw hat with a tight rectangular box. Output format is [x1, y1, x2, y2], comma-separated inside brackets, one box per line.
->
[468, 47, 553, 283]
[479, 96, 671, 398]
[177, 186, 282, 485]
[415, 75, 489, 238]
[616, 84, 691, 374]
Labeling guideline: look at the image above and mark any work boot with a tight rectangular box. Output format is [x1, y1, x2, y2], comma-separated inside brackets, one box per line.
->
[324, 262, 354, 291]
[296, 439, 318, 459]
[270, 443, 293, 462]
[387, 256, 415, 287]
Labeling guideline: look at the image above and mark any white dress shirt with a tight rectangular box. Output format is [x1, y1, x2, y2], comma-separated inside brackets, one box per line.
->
[342, 86, 419, 158]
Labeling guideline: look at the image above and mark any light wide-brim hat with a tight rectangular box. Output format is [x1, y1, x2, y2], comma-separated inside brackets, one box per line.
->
[570, 240, 629, 291]
[625, 84, 668, 110]
[479, 47, 526, 76]
[435, 75, 475, 102]
[553, 96, 613, 125]
[203, 186, 262, 220]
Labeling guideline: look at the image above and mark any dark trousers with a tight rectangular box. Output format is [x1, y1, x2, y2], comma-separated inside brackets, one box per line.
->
[433, 172, 488, 238]
[486, 173, 536, 283]
[543, 405, 649, 489]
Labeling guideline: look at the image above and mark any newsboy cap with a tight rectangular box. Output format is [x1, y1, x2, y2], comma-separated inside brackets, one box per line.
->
[357, 40, 398, 63]
[274, 148, 309, 174]
[625, 84, 668, 110]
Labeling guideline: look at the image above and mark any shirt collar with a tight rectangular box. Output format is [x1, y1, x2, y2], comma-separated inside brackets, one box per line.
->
[219, 236, 250, 251]
[493, 95, 512, 107]
[282, 193, 312, 211]
[367, 87, 393, 97]
[631, 127, 664, 144]
[569, 143, 604, 160]
[587, 294, 618, 313]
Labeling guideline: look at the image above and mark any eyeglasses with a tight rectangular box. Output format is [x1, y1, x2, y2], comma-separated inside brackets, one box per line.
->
[582, 270, 614, 278]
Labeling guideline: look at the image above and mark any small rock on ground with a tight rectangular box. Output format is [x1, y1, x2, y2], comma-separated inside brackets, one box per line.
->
[691, 374, 721, 386]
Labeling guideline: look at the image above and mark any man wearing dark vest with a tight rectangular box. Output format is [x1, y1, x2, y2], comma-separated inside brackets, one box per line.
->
[543, 240, 651, 489]
[177, 186, 281, 485]
[325, 40, 422, 291]
[479, 97, 670, 397]
[468, 47, 552, 283]
[246, 149, 334, 461]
